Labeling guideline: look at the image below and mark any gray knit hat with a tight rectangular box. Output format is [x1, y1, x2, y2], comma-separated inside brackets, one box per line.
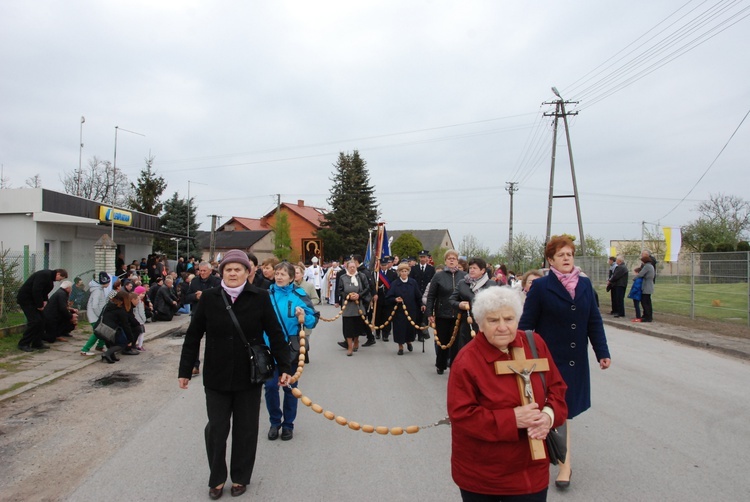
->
[219, 249, 252, 274]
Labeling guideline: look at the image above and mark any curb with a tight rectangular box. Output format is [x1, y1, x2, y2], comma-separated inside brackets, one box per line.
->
[602, 319, 750, 361]
[0, 320, 188, 403]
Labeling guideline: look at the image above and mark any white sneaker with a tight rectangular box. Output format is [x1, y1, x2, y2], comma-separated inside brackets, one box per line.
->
[80, 351, 96, 356]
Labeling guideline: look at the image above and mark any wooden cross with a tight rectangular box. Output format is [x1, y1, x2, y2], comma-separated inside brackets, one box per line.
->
[494, 346, 550, 460]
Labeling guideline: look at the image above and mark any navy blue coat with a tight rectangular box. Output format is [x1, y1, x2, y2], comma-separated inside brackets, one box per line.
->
[519, 272, 610, 418]
[386, 278, 422, 344]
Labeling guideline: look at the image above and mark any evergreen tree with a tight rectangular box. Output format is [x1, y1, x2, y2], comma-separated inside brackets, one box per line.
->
[391, 233, 423, 260]
[272, 211, 293, 261]
[317, 150, 378, 260]
[154, 192, 200, 258]
[129, 155, 167, 215]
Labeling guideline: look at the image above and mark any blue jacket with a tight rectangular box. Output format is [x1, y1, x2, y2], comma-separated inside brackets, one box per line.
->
[628, 277, 643, 301]
[265, 283, 317, 344]
[519, 272, 610, 419]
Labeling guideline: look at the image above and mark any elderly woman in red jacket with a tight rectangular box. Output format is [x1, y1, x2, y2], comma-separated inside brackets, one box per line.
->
[448, 286, 567, 501]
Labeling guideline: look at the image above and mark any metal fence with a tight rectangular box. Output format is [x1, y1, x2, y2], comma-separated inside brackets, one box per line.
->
[578, 252, 750, 326]
[0, 249, 97, 319]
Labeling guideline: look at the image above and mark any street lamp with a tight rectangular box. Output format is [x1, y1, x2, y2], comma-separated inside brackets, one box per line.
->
[170, 237, 182, 261]
[77, 116, 85, 196]
[110, 126, 145, 240]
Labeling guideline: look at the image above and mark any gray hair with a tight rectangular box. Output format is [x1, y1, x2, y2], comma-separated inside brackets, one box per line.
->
[60, 280, 73, 290]
[472, 286, 524, 324]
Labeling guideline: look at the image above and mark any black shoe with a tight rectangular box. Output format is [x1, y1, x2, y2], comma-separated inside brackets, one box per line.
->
[407, 343, 413, 352]
[337, 341, 348, 349]
[398, 348, 404, 355]
[32, 343, 50, 350]
[230, 484, 246, 497]
[375, 333, 380, 339]
[437, 368, 444, 375]
[382, 337, 389, 342]
[209, 486, 224, 500]
[121, 349, 140, 355]
[18, 345, 34, 353]
[613, 315, 621, 318]
[280, 428, 293, 441]
[555, 470, 572, 489]
[112, 353, 120, 361]
[268, 426, 280, 440]
[362, 339, 376, 347]
[101, 354, 116, 364]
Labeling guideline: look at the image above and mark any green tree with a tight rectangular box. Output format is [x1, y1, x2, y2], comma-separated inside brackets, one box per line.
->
[317, 150, 379, 260]
[0, 245, 23, 321]
[458, 234, 490, 260]
[683, 193, 750, 252]
[580, 234, 606, 257]
[128, 155, 167, 215]
[502, 232, 545, 272]
[391, 233, 423, 260]
[154, 192, 200, 258]
[271, 211, 293, 261]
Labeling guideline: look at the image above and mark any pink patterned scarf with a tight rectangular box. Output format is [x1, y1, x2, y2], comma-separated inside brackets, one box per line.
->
[550, 266, 581, 299]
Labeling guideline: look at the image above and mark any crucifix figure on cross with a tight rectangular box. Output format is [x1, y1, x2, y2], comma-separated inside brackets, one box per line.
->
[494, 346, 550, 460]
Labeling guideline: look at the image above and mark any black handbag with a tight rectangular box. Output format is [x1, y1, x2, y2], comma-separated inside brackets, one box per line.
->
[221, 291, 275, 384]
[94, 322, 117, 344]
[523, 330, 568, 465]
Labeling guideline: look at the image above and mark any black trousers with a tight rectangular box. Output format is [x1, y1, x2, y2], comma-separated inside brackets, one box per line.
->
[374, 300, 392, 336]
[204, 385, 262, 488]
[641, 293, 653, 321]
[613, 286, 626, 316]
[434, 317, 457, 370]
[460, 488, 547, 502]
[19, 303, 45, 348]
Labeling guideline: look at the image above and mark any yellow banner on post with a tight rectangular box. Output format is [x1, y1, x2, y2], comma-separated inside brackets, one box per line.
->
[662, 227, 681, 262]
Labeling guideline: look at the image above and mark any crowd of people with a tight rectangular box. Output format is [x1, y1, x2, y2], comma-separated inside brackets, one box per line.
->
[15, 241, 667, 500]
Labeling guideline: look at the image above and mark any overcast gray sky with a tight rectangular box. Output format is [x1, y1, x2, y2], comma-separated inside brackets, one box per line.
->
[2, 0, 748, 254]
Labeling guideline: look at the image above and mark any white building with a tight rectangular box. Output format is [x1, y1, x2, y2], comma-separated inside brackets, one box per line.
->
[0, 188, 165, 280]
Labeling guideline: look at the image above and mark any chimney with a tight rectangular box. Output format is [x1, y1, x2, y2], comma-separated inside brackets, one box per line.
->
[297, 199, 304, 207]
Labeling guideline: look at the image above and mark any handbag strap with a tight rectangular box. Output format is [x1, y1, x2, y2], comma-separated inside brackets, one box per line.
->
[221, 290, 250, 348]
[523, 330, 546, 392]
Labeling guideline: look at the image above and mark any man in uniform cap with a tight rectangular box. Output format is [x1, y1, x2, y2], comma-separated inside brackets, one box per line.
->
[374, 256, 398, 341]
[410, 250, 435, 340]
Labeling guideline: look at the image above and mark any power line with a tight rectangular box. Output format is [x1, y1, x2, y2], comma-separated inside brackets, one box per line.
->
[658, 105, 750, 220]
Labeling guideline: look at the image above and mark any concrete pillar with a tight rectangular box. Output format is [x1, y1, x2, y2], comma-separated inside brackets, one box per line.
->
[94, 234, 116, 276]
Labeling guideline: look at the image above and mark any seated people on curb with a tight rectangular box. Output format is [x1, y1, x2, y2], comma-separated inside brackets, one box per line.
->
[153, 276, 179, 321]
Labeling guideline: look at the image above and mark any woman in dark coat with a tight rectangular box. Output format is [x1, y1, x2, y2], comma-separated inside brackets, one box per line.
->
[519, 235, 612, 489]
[178, 250, 292, 500]
[98, 291, 139, 363]
[386, 262, 424, 355]
[448, 257, 499, 359]
[425, 249, 466, 374]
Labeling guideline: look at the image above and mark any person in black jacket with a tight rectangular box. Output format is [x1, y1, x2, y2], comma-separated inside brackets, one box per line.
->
[425, 250, 466, 374]
[17, 268, 68, 352]
[448, 257, 499, 360]
[374, 256, 398, 342]
[410, 250, 435, 340]
[98, 291, 140, 363]
[608, 255, 629, 318]
[178, 249, 292, 500]
[42, 281, 78, 342]
[153, 276, 179, 321]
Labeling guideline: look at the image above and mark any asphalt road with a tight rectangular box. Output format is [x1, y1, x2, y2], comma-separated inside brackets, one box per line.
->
[64, 305, 750, 501]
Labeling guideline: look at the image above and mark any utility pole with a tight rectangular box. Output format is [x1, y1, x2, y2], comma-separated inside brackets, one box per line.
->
[208, 214, 221, 262]
[505, 182, 518, 260]
[543, 87, 585, 257]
